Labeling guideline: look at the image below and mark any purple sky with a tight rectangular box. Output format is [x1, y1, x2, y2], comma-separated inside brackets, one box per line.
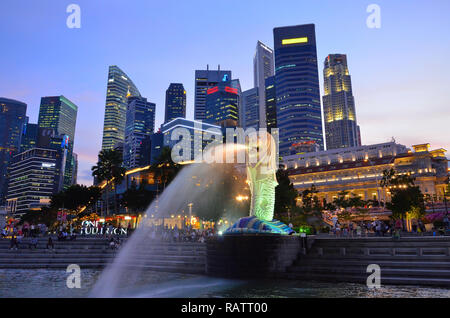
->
[1, 0, 449, 185]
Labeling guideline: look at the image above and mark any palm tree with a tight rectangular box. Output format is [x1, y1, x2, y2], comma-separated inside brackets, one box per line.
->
[91, 149, 126, 215]
[150, 146, 180, 191]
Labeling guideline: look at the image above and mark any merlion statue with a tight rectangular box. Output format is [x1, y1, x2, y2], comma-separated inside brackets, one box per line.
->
[246, 131, 278, 222]
[225, 131, 295, 235]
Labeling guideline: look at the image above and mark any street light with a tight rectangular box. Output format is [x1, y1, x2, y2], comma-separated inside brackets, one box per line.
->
[188, 203, 193, 227]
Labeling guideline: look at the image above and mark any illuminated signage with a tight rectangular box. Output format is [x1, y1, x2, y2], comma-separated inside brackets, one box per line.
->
[282, 37, 308, 45]
[222, 74, 229, 82]
[207, 86, 219, 95]
[61, 135, 70, 149]
[225, 86, 238, 95]
[80, 221, 127, 236]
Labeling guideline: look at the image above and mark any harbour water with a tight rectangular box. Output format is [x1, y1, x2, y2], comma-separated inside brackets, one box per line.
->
[0, 269, 449, 298]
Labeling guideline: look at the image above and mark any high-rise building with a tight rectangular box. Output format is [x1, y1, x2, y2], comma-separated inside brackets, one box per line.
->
[140, 131, 164, 166]
[165, 83, 186, 123]
[0, 98, 27, 205]
[6, 148, 66, 217]
[101, 65, 141, 151]
[323, 54, 360, 149]
[38, 96, 77, 188]
[21, 121, 39, 153]
[265, 76, 277, 129]
[241, 87, 259, 129]
[273, 24, 324, 157]
[253, 41, 274, 128]
[205, 79, 240, 128]
[194, 66, 231, 121]
[123, 96, 156, 169]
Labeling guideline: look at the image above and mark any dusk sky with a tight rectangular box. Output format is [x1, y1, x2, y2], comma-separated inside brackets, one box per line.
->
[1, 0, 449, 186]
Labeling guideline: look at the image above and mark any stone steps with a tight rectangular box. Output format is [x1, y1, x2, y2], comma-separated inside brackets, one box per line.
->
[285, 237, 450, 287]
[0, 238, 207, 273]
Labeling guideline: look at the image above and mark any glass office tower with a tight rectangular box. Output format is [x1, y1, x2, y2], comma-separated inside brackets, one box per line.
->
[323, 54, 360, 149]
[253, 41, 274, 128]
[273, 24, 324, 157]
[38, 95, 77, 188]
[101, 65, 141, 151]
[123, 96, 156, 169]
[0, 97, 27, 205]
[194, 66, 232, 121]
[165, 83, 186, 123]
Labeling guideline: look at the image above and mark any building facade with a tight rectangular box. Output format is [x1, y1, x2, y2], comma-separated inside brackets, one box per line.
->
[286, 142, 448, 205]
[241, 87, 259, 129]
[323, 54, 360, 149]
[253, 41, 275, 128]
[0, 98, 27, 205]
[165, 83, 186, 124]
[38, 96, 77, 189]
[265, 76, 277, 129]
[20, 121, 38, 153]
[205, 80, 240, 128]
[123, 96, 156, 169]
[6, 148, 66, 217]
[273, 24, 324, 156]
[194, 66, 232, 121]
[101, 65, 141, 151]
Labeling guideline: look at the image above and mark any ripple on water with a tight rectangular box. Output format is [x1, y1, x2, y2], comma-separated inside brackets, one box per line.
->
[0, 269, 448, 298]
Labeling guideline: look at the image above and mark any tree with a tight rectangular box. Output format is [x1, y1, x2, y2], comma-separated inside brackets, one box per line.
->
[333, 190, 350, 210]
[385, 171, 425, 221]
[150, 146, 182, 192]
[51, 184, 101, 213]
[91, 149, 125, 215]
[121, 180, 155, 214]
[274, 168, 298, 218]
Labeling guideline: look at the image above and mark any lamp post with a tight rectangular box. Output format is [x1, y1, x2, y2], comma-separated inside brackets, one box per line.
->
[188, 203, 193, 227]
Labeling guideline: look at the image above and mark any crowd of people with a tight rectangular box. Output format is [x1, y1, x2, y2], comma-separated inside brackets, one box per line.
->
[331, 219, 431, 238]
[147, 225, 215, 243]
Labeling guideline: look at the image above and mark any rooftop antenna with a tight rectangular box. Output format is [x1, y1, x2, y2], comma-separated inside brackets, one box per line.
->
[207, 64, 209, 71]
[218, 64, 220, 72]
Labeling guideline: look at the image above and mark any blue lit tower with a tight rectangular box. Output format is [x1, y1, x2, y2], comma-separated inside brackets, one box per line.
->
[273, 24, 324, 156]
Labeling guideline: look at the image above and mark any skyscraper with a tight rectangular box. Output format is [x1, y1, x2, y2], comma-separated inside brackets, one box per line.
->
[21, 121, 39, 153]
[273, 24, 324, 157]
[253, 41, 274, 128]
[265, 76, 277, 129]
[0, 97, 27, 204]
[123, 96, 156, 169]
[7, 148, 66, 217]
[323, 54, 360, 149]
[101, 65, 141, 151]
[38, 95, 78, 188]
[205, 79, 240, 128]
[241, 87, 259, 129]
[165, 83, 186, 123]
[194, 66, 231, 121]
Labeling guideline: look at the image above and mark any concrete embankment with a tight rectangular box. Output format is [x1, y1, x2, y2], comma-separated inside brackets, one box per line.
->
[0, 238, 206, 274]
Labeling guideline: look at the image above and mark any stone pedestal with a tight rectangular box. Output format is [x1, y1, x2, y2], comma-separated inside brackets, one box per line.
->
[206, 234, 302, 278]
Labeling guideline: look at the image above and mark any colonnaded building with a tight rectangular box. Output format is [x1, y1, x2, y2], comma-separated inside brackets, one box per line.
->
[283, 142, 449, 204]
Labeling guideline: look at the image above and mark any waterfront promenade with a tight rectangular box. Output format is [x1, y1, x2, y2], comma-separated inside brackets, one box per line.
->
[1, 235, 450, 288]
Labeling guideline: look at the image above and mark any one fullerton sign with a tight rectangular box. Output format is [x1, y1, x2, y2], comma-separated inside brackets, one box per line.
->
[80, 221, 127, 236]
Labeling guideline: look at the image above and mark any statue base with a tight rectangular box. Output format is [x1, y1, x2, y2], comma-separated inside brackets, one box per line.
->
[224, 216, 295, 235]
